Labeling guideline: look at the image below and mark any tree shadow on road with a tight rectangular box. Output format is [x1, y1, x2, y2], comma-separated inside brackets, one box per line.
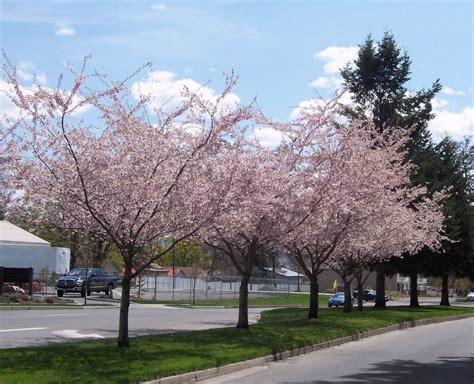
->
[290, 356, 474, 384]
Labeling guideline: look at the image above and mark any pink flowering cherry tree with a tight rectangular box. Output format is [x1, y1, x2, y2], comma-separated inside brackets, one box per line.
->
[330, 186, 445, 312]
[199, 143, 296, 328]
[3, 58, 256, 347]
[277, 100, 445, 319]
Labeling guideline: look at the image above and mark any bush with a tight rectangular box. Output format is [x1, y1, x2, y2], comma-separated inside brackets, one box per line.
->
[8, 293, 30, 303]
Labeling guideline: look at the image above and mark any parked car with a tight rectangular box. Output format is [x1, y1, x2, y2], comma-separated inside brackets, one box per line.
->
[353, 289, 389, 302]
[466, 292, 474, 302]
[55, 268, 118, 297]
[328, 292, 354, 308]
[2, 285, 26, 295]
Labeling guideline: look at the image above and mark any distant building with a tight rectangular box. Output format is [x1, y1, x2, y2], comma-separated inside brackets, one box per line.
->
[263, 267, 304, 283]
[396, 274, 428, 294]
[0, 221, 70, 274]
[143, 263, 206, 278]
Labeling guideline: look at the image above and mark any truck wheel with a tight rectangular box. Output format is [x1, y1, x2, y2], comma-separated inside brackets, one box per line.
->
[57, 290, 64, 297]
[106, 283, 114, 297]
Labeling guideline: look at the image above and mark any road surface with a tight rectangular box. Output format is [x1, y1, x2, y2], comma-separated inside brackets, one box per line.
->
[0, 303, 264, 348]
[201, 317, 474, 384]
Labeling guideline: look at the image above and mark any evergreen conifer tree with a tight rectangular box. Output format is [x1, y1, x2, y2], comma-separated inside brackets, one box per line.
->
[341, 32, 441, 308]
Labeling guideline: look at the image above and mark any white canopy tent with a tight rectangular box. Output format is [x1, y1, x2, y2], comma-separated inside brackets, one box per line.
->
[0, 221, 70, 274]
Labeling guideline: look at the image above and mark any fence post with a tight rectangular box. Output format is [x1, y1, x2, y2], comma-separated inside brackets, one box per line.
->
[189, 277, 192, 301]
[138, 274, 141, 298]
[154, 273, 157, 301]
[28, 267, 33, 296]
[287, 278, 290, 296]
[0, 267, 4, 295]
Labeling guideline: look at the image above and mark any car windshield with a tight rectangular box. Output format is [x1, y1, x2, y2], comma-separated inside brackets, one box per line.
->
[332, 294, 344, 298]
[66, 269, 87, 277]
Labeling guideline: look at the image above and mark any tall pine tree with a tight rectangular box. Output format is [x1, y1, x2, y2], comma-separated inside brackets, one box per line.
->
[341, 32, 441, 308]
[423, 138, 473, 305]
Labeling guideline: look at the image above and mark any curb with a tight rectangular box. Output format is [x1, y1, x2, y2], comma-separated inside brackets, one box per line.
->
[142, 313, 474, 384]
[0, 304, 116, 311]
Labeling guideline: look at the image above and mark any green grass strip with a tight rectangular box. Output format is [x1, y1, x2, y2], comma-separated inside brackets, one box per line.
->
[132, 292, 327, 307]
[0, 306, 472, 383]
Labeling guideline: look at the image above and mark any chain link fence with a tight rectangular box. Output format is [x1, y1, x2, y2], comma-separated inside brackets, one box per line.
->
[133, 274, 307, 302]
[2, 268, 312, 301]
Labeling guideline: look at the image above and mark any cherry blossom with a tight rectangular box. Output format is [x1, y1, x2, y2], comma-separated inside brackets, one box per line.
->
[3, 57, 255, 346]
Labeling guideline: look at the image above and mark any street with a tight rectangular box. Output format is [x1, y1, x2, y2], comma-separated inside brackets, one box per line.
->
[201, 317, 474, 384]
[0, 302, 265, 348]
[1, 293, 473, 349]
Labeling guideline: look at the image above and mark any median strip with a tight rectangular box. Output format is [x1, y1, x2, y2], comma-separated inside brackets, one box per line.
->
[144, 313, 474, 384]
[0, 306, 473, 384]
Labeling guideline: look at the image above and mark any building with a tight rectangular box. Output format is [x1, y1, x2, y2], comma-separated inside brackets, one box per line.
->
[143, 263, 205, 278]
[0, 221, 70, 274]
[396, 274, 428, 294]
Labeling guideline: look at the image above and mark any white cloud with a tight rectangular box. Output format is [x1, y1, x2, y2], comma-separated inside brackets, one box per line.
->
[337, 91, 354, 106]
[310, 76, 342, 90]
[302, 46, 358, 114]
[429, 106, 474, 140]
[0, 80, 23, 121]
[431, 98, 450, 109]
[314, 46, 358, 74]
[290, 98, 328, 120]
[131, 70, 240, 116]
[151, 4, 167, 11]
[55, 23, 75, 36]
[16, 61, 47, 85]
[441, 86, 466, 96]
[0, 80, 90, 123]
[253, 127, 284, 147]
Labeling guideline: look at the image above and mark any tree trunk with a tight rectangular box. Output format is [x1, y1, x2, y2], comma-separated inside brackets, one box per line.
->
[308, 277, 319, 319]
[440, 273, 450, 306]
[343, 277, 352, 313]
[409, 270, 420, 307]
[118, 274, 131, 347]
[374, 264, 386, 309]
[356, 272, 364, 311]
[237, 275, 250, 329]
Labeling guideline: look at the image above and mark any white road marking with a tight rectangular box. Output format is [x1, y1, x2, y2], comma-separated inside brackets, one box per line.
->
[0, 327, 47, 333]
[43, 313, 88, 317]
[52, 329, 104, 339]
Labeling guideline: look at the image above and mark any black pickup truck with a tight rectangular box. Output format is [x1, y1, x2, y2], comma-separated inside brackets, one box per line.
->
[55, 268, 118, 297]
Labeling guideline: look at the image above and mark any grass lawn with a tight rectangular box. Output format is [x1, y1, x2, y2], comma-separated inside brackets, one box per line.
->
[132, 292, 328, 307]
[0, 297, 10, 305]
[0, 305, 472, 383]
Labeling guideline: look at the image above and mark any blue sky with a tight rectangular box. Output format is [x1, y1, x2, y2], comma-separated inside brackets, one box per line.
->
[1, 0, 472, 142]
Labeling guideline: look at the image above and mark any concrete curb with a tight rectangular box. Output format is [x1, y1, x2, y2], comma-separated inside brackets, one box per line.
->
[142, 313, 474, 384]
[0, 304, 115, 311]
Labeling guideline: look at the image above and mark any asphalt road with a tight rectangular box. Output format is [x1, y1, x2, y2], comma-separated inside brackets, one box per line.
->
[1, 294, 472, 349]
[201, 317, 474, 384]
[0, 302, 265, 348]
